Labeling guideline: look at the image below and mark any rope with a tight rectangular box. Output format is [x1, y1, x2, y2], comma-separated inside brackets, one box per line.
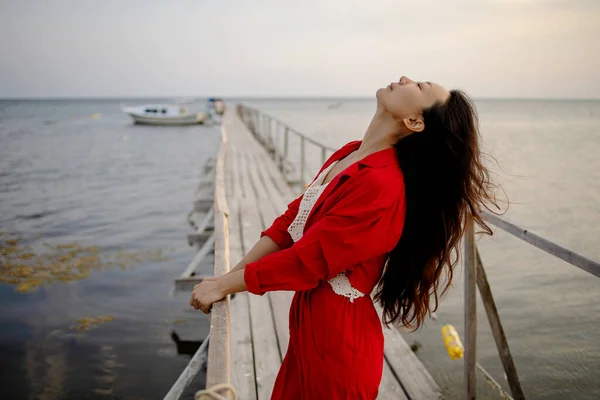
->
[194, 383, 238, 400]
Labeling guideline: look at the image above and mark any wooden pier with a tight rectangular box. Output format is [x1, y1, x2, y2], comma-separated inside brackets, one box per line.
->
[166, 106, 600, 400]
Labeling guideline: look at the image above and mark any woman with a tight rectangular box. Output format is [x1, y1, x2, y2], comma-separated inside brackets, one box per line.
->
[190, 76, 497, 399]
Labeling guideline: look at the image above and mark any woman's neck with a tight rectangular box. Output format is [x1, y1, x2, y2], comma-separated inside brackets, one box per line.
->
[356, 109, 400, 158]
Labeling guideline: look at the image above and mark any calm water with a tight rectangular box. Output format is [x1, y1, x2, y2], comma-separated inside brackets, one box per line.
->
[247, 98, 600, 399]
[0, 99, 220, 399]
[1, 98, 599, 399]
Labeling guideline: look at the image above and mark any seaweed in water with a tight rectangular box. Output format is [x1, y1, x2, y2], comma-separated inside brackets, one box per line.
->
[0, 231, 170, 293]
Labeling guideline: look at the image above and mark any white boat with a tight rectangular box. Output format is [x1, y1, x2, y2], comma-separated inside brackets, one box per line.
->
[122, 104, 207, 126]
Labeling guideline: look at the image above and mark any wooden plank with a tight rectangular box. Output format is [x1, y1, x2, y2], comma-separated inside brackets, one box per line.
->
[378, 359, 409, 400]
[204, 137, 231, 397]
[244, 151, 268, 200]
[374, 303, 442, 400]
[179, 234, 215, 279]
[187, 206, 215, 246]
[237, 148, 282, 399]
[483, 210, 600, 278]
[194, 198, 214, 213]
[236, 149, 247, 199]
[476, 249, 525, 400]
[243, 130, 313, 360]
[250, 151, 285, 199]
[163, 333, 210, 400]
[228, 204, 258, 400]
[381, 324, 443, 399]
[215, 127, 229, 216]
[463, 218, 477, 400]
[222, 115, 257, 400]
[251, 151, 295, 204]
[245, 156, 294, 358]
[226, 141, 241, 201]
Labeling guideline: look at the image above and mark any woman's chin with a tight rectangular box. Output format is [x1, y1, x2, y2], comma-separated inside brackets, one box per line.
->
[375, 87, 387, 99]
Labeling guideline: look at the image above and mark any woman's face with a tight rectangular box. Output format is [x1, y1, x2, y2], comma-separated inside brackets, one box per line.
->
[377, 76, 450, 132]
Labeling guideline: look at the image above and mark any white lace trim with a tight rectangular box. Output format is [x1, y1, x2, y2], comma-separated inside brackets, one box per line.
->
[328, 272, 365, 303]
[287, 161, 366, 302]
[287, 183, 330, 243]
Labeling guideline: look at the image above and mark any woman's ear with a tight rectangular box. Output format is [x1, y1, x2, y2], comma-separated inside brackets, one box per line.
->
[402, 115, 425, 133]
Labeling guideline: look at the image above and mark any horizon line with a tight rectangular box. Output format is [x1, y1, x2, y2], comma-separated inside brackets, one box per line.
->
[1, 95, 599, 102]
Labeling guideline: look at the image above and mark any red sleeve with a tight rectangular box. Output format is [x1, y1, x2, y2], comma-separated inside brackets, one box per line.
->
[245, 172, 405, 295]
[259, 142, 360, 250]
[260, 195, 303, 250]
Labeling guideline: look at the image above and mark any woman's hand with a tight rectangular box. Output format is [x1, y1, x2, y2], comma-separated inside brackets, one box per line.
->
[189, 277, 225, 314]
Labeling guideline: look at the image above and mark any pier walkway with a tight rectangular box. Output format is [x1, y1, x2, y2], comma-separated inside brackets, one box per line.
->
[168, 106, 600, 400]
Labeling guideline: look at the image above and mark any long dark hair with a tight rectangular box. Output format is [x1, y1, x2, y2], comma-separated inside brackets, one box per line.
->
[375, 90, 500, 329]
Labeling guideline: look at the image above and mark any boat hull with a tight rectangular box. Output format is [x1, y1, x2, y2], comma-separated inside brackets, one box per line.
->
[126, 112, 207, 126]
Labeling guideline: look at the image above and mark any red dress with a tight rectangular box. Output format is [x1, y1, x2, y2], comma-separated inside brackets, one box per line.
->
[244, 141, 406, 399]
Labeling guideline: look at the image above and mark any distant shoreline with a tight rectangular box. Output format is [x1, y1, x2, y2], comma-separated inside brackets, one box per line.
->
[1, 96, 599, 102]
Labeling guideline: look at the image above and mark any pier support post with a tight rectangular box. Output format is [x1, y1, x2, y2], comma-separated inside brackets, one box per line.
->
[464, 217, 477, 400]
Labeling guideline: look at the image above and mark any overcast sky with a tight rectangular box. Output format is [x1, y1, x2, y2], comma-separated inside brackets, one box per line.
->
[1, 0, 598, 99]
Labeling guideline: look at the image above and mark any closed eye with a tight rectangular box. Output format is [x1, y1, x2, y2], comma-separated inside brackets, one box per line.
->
[417, 82, 421, 90]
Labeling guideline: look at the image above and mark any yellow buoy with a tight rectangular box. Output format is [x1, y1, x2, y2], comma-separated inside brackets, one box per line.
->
[441, 324, 464, 360]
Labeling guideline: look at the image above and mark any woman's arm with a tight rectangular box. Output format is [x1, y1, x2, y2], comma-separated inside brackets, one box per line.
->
[190, 195, 301, 313]
[227, 193, 304, 274]
[228, 235, 280, 274]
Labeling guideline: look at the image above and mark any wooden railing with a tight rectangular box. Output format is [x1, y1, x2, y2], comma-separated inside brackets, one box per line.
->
[237, 104, 600, 400]
[164, 127, 232, 400]
[205, 126, 232, 393]
[237, 105, 336, 188]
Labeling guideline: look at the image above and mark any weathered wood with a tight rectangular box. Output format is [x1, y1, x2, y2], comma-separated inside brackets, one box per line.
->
[476, 249, 525, 400]
[215, 126, 230, 216]
[483, 211, 600, 279]
[246, 156, 294, 358]
[204, 137, 231, 397]
[179, 233, 215, 279]
[238, 148, 282, 398]
[222, 124, 258, 399]
[378, 307, 443, 400]
[379, 360, 410, 400]
[187, 206, 215, 246]
[251, 151, 296, 201]
[228, 145, 241, 201]
[227, 202, 258, 400]
[194, 198, 214, 213]
[163, 334, 210, 400]
[204, 214, 231, 395]
[463, 218, 477, 400]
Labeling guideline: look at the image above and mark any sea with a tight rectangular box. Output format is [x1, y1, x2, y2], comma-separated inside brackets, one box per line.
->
[1, 98, 599, 399]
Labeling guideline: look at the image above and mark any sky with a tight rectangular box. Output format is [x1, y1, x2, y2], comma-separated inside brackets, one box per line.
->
[1, 0, 599, 99]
